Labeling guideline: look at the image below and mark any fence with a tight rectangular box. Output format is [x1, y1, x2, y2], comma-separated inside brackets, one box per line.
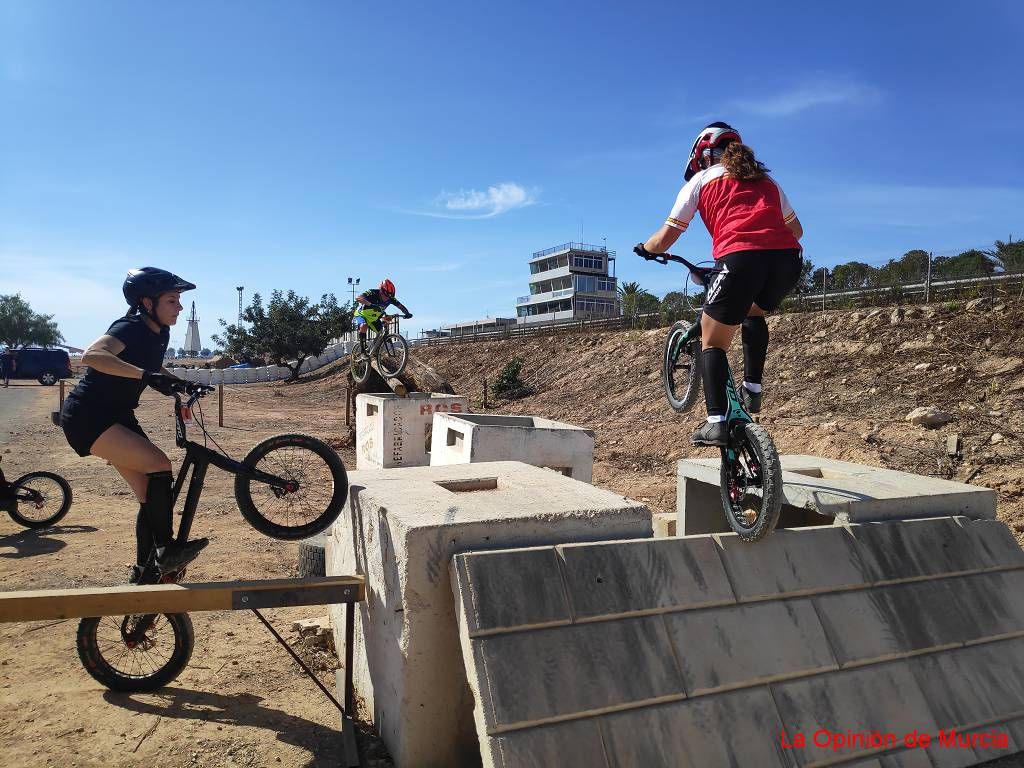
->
[415, 267, 1024, 348]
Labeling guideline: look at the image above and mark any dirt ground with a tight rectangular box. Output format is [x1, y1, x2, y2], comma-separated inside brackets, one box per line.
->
[2, 295, 1023, 767]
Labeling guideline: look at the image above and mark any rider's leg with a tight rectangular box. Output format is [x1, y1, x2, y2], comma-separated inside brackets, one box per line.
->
[741, 305, 769, 412]
[91, 425, 206, 571]
[694, 315, 741, 445]
[113, 465, 156, 570]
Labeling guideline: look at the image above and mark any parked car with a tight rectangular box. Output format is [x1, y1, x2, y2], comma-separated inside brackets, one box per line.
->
[3, 347, 74, 385]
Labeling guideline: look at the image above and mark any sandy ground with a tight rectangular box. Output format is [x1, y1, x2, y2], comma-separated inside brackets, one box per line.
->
[0, 381, 369, 768]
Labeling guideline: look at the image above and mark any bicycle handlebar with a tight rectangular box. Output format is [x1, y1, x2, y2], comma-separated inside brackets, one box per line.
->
[633, 244, 712, 286]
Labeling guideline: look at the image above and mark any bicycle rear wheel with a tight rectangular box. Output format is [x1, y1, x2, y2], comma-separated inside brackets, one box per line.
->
[76, 612, 194, 692]
[7, 471, 73, 528]
[719, 422, 783, 542]
[235, 433, 349, 540]
[376, 333, 409, 378]
[663, 321, 702, 414]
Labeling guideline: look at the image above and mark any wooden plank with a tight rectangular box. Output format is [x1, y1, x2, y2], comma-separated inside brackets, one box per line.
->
[0, 575, 365, 623]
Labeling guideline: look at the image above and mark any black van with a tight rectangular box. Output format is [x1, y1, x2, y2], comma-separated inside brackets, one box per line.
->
[3, 347, 74, 385]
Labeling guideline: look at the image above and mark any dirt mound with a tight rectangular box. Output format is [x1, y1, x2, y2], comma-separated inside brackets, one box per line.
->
[412, 299, 1024, 538]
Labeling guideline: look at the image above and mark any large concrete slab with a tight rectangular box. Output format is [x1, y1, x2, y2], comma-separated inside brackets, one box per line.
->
[451, 518, 1024, 768]
[355, 392, 469, 469]
[677, 455, 997, 536]
[430, 412, 595, 482]
[325, 461, 650, 768]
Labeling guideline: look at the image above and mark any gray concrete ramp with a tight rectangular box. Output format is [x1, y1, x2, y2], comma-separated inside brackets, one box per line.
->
[451, 518, 1024, 767]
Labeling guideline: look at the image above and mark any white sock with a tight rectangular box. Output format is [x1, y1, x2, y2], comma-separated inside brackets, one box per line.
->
[743, 381, 762, 393]
[706, 415, 726, 423]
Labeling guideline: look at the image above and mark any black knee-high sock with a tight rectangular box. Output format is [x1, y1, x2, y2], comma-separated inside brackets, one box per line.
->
[144, 471, 175, 550]
[742, 316, 769, 386]
[135, 504, 155, 565]
[701, 347, 730, 419]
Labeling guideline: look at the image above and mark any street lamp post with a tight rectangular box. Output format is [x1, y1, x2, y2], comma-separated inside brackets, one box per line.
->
[347, 276, 361, 306]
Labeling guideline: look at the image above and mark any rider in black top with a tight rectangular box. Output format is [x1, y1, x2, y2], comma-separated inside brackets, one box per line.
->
[61, 268, 209, 578]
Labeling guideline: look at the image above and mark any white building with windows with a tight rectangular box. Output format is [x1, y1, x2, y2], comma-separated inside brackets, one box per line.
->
[516, 242, 619, 324]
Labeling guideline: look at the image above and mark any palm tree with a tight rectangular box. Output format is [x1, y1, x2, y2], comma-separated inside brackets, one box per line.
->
[617, 281, 653, 325]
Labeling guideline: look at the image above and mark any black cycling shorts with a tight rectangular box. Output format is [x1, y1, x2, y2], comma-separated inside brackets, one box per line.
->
[60, 395, 148, 457]
[702, 248, 803, 326]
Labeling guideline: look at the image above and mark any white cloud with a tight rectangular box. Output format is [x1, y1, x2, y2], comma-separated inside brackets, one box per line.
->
[728, 76, 883, 118]
[402, 182, 538, 219]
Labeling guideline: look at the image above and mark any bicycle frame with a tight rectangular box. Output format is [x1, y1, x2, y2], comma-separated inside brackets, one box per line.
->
[164, 392, 297, 547]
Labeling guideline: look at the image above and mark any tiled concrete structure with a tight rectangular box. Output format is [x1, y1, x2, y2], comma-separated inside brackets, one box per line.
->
[451, 517, 1024, 768]
[429, 413, 595, 482]
[355, 392, 469, 470]
[325, 461, 651, 768]
[677, 454, 996, 536]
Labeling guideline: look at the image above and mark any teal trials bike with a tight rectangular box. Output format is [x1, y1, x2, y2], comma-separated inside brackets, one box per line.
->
[638, 249, 783, 541]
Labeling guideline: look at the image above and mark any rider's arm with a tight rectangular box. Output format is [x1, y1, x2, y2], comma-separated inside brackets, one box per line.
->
[81, 335, 144, 380]
[646, 174, 700, 253]
[786, 215, 803, 240]
[644, 224, 683, 254]
[391, 299, 412, 316]
[355, 294, 370, 306]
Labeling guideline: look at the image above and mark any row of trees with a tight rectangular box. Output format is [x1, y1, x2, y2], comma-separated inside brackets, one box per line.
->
[0, 294, 64, 350]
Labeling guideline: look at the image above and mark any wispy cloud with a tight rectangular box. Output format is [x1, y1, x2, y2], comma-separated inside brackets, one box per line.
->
[401, 182, 538, 219]
[728, 76, 883, 118]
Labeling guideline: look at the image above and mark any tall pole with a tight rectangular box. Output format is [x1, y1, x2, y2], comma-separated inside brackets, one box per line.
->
[236, 287, 244, 323]
[821, 267, 827, 311]
[925, 251, 933, 303]
[347, 276, 360, 306]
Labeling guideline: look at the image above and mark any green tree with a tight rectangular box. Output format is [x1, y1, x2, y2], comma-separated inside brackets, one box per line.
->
[933, 249, 998, 279]
[830, 261, 876, 291]
[0, 294, 64, 349]
[659, 290, 692, 324]
[618, 281, 655, 321]
[989, 237, 1024, 272]
[795, 258, 817, 294]
[214, 290, 352, 380]
[200, 347, 212, 357]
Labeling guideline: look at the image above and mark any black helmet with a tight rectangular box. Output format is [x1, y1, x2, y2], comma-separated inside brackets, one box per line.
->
[123, 267, 196, 308]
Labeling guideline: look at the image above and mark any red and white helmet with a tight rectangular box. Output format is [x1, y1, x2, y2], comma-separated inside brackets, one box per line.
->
[684, 121, 742, 181]
[379, 278, 396, 296]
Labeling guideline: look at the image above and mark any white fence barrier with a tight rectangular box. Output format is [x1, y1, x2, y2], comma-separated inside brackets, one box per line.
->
[170, 341, 355, 385]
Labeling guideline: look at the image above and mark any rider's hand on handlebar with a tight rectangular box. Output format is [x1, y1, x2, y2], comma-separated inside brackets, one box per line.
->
[403, 313, 413, 320]
[142, 371, 184, 397]
[633, 243, 653, 259]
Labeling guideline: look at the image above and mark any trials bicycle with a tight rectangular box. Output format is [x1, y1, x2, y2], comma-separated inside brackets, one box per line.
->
[0, 456, 73, 529]
[637, 248, 783, 541]
[350, 312, 410, 383]
[76, 381, 349, 691]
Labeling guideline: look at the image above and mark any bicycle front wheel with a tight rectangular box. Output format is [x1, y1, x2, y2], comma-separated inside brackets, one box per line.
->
[8, 471, 73, 528]
[376, 333, 409, 378]
[350, 348, 370, 384]
[235, 433, 349, 540]
[719, 422, 783, 542]
[76, 612, 194, 692]
[664, 321, 702, 414]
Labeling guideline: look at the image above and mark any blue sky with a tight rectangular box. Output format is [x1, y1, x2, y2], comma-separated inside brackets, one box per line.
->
[2, 0, 1022, 349]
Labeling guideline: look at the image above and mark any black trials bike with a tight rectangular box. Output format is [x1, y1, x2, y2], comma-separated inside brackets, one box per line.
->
[76, 382, 349, 691]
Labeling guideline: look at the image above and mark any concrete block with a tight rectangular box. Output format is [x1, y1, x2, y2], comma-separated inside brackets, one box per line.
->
[665, 599, 838, 695]
[599, 687, 795, 768]
[816, 571, 1024, 667]
[355, 392, 469, 470]
[958, 518, 1024, 569]
[715, 525, 870, 600]
[493, 719, 607, 768]
[652, 512, 676, 537]
[474, 616, 684, 730]
[557, 536, 735, 619]
[452, 546, 571, 635]
[771, 662, 940, 766]
[429, 412, 595, 482]
[677, 455, 996, 536]
[850, 517, 989, 583]
[327, 461, 650, 768]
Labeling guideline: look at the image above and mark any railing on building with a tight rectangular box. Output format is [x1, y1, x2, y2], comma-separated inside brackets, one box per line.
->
[531, 242, 614, 259]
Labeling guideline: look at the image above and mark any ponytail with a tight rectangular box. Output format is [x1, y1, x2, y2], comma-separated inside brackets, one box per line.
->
[720, 142, 769, 182]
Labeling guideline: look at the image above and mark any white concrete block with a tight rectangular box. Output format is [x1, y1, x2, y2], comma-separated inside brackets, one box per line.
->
[429, 412, 595, 482]
[355, 392, 470, 470]
[326, 461, 651, 768]
[194, 368, 211, 385]
[677, 454, 997, 536]
[221, 368, 237, 384]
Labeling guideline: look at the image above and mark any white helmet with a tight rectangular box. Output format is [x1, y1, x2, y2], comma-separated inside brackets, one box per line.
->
[685, 121, 742, 181]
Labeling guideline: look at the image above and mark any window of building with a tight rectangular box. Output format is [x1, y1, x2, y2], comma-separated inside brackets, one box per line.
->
[571, 255, 603, 270]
